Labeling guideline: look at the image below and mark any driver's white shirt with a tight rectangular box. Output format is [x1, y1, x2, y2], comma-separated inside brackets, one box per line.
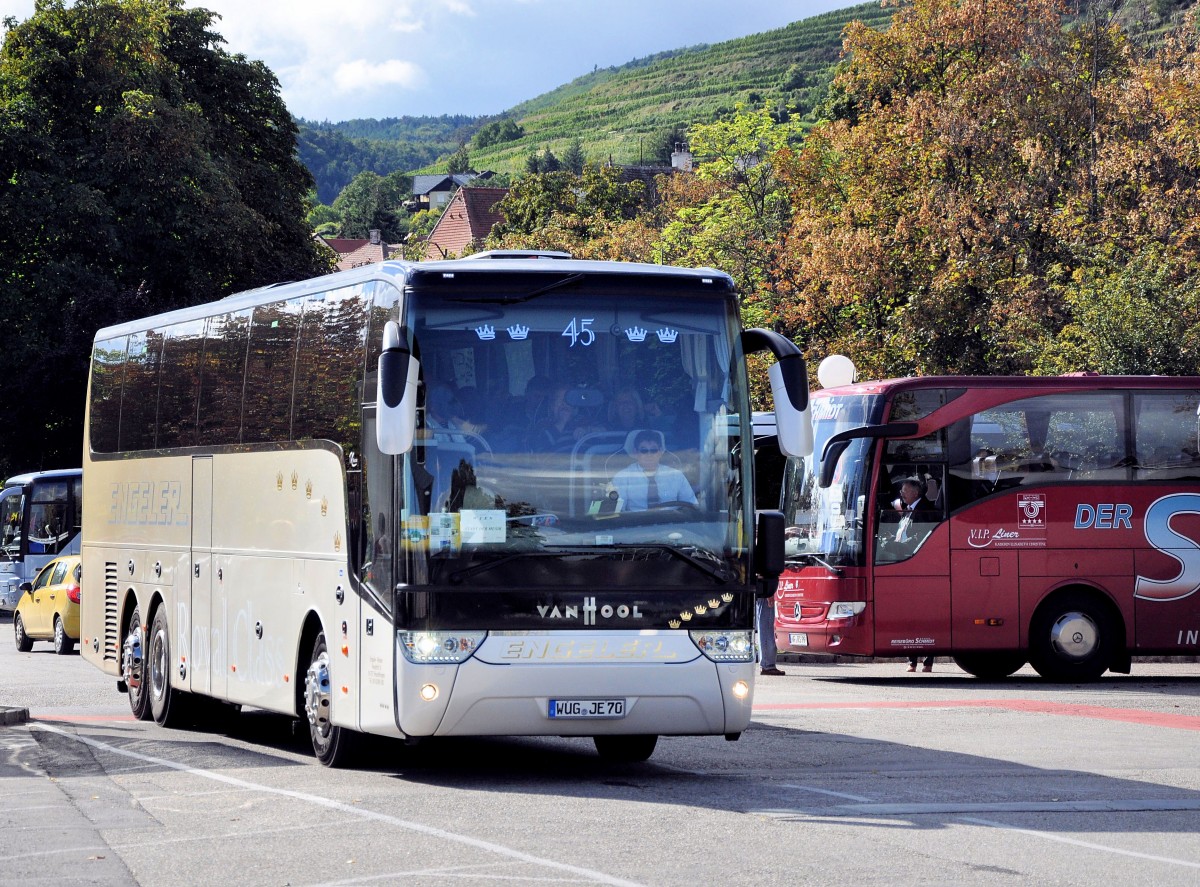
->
[611, 464, 697, 511]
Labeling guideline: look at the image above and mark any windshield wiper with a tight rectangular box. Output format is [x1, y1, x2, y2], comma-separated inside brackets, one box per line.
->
[446, 542, 734, 585]
[600, 543, 733, 584]
[787, 551, 844, 577]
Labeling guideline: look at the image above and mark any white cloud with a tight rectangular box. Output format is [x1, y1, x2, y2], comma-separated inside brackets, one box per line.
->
[2, 0, 850, 120]
[333, 59, 426, 93]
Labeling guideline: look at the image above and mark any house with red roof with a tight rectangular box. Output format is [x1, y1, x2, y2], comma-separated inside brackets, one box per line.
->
[423, 187, 508, 261]
[315, 229, 402, 271]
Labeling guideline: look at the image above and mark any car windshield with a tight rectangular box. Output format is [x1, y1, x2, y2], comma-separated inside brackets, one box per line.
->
[381, 271, 753, 588]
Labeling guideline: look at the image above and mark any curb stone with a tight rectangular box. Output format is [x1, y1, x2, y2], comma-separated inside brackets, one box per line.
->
[0, 707, 29, 725]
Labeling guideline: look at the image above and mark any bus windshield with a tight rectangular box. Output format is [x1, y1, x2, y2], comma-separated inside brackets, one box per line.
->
[386, 273, 752, 588]
[781, 392, 883, 567]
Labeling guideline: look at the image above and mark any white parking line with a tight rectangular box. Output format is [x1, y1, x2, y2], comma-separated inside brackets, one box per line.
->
[960, 816, 1200, 870]
[32, 724, 649, 887]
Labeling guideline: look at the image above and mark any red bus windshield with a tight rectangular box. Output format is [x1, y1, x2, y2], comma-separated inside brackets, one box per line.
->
[777, 377, 1200, 681]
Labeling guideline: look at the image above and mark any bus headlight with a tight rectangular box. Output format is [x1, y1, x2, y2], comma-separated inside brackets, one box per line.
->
[690, 630, 754, 662]
[400, 631, 486, 664]
[827, 602, 866, 620]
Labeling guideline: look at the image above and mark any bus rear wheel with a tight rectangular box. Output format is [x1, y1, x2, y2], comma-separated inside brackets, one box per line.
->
[148, 606, 193, 727]
[952, 652, 1025, 680]
[304, 631, 356, 767]
[1028, 592, 1116, 682]
[593, 734, 658, 762]
[123, 607, 151, 720]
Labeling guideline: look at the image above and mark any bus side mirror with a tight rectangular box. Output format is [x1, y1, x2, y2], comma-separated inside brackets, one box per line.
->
[755, 510, 786, 578]
[818, 422, 920, 488]
[376, 321, 420, 455]
[742, 329, 813, 459]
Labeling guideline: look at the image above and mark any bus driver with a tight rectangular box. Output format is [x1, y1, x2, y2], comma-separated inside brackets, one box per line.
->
[610, 429, 697, 511]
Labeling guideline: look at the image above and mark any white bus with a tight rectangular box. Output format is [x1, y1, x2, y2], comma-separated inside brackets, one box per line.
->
[1, 469, 83, 610]
[79, 254, 811, 765]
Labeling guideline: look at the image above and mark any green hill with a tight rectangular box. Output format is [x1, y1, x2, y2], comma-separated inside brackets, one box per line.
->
[473, 2, 890, 172]
[297, 0, 1197, 200]
[296, 2, 888, 198]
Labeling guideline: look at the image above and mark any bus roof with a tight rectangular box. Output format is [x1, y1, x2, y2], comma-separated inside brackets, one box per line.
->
[3, 468, 82, 487]
[92, 257, 734, 342]
[817, 374, 1200, 397]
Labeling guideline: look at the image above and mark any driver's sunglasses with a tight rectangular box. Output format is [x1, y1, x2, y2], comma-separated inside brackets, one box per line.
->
[638, 446, 661, 454]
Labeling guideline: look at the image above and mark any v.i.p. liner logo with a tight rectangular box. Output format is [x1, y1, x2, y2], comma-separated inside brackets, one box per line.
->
[1018, 493, 1046, 529]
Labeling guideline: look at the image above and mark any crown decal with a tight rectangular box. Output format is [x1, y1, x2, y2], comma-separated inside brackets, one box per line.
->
[276, 471, 284, 491]
[291, 470, 299, 491]
[694, 604, 708, 615]
[475, 324, 496, 340]
[305, 480, 313, 500]
[721, 592, 734, 603]
[506, 324, 529, 340]
[679, 611, 693, 621]
[625, 326, 647, 342]
[708, 599, 721, 609]
[668, 619, 681, 629]
[334, 532, 342, 552]
[655, 327, 678, 343]
[320, 496, 328, 517]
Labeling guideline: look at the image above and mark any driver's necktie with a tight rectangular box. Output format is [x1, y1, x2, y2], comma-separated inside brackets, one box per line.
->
[646, 473, 659, 507]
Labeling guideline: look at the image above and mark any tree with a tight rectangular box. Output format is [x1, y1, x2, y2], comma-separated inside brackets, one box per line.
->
[446, 144, 472, 174]
[0, 0, 332, 475]
[562, 138, 586, 175]
[330, 170, 411, 240]
[770, 0, 1130, 378]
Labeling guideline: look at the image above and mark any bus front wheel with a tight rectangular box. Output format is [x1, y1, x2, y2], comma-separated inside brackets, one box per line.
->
[304, 631, 356, 767]
[594, 734, 658, 762]
[1028, 592, 1116, 682]
[952, 652, 1026, 680]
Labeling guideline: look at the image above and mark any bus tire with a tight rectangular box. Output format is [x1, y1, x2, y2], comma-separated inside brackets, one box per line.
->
[304, 631, 356, 767]
[124, 606, 152, 721]
[53, 615, 74, 655]
[148, 605, 192, 727]
[1028, 591, 1116, 682]
[951, 652, 1025, 680]
[594, 734, 658, 762]
[13, 612, 32, 652]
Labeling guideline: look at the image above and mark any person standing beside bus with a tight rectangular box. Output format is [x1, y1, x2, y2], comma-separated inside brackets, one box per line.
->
[758, 594, 785, 676]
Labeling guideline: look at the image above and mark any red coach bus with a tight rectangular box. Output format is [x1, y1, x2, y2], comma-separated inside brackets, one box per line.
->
[775, 371, 1200, 680]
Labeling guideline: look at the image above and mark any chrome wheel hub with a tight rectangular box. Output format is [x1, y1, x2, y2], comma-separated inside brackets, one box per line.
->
[122, 626, 144, 688]
[1049, 611, 1098, 661]
[304, 651, 332, 733]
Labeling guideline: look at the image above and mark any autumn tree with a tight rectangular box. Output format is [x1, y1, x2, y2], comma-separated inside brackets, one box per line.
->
[0, 0, 331, 474]
[775, 0, 1129, 378]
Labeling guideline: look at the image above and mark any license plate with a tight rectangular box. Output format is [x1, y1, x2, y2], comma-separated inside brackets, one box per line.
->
[548, 698, 626, 719]
[789, 632, 809, 647]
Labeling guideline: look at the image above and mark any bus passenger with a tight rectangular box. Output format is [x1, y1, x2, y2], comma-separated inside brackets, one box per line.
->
[607, 387, 646, 433]
[610, 429, 697, 511]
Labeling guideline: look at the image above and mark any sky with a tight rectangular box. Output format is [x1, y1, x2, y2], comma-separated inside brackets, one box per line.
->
[1, 0, 854, 122]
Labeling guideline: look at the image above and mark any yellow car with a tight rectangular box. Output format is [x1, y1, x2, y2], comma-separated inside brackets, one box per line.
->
[14, 554, 81, 655]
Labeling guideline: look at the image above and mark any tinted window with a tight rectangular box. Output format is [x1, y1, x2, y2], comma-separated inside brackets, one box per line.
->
[198, 310, 252, 446]
[157, 320, 206, 448]
[121, 330, 163, 451]
[946, 393, 1127, 507]
[1133, 391, 1200, 480]
[243, 299, 303, 443]
[293, 285, 370, 450]
[89, 337, 126, 453]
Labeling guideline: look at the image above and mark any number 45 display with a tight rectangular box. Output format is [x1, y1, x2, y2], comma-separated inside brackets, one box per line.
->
[562, 317, 596, 347]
